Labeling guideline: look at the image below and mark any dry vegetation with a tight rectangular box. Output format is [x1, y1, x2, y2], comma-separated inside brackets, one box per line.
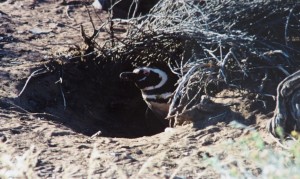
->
[1, 0, 300, 178]
[86, 0, 300, 134]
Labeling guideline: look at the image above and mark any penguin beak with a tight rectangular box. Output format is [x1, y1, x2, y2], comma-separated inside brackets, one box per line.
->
[120, 72, 139, 81]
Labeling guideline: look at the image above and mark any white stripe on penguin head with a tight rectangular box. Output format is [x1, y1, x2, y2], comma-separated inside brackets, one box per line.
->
[135, 67, 168, 91]
[92, 0, 103, 9]
[133, 68, 148, 81]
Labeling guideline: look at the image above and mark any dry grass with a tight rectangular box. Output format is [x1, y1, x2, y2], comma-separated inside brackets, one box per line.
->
[0, 144, 39, 179]
[207, 132, 300, 178]
[1, 131, 300, 178]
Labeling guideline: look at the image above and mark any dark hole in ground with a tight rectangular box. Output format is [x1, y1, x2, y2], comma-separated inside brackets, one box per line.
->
[16, 58, 168, 138]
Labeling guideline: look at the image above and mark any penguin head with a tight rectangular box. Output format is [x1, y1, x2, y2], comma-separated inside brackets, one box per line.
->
[92, 0, 109, 10]
[120, 67, 167, 91]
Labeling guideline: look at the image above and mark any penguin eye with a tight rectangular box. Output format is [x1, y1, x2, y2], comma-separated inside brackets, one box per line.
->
[141, 69, 150, 76]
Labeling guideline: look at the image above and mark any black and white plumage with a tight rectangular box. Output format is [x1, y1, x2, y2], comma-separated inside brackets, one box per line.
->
[92, 0, 159, 19]
[120, 66, 178, 119]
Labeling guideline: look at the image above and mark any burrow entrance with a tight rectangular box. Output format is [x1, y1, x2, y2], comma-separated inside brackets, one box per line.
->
[16, 58, 168, 138]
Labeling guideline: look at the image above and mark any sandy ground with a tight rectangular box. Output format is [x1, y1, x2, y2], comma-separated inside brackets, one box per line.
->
[0, 0, 282, 178]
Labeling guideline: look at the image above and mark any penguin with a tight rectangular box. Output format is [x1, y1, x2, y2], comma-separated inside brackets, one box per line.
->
[120, 66, 178, 119]
[92, 0, 159, 19]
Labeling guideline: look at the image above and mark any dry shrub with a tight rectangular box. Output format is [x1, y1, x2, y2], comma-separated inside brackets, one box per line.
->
[83, 0, 300, 127]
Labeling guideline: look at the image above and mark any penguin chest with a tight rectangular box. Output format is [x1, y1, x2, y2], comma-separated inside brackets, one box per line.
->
[141, 92, 172, 118]
[145, 101, 170, 119]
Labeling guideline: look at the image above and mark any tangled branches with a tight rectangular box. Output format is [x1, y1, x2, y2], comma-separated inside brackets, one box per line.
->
[268, 70, 300, 138]
[85, 0, 300, 131]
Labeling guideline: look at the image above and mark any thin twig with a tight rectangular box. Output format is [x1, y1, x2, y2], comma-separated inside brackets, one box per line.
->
[18, 68, 49, 97]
